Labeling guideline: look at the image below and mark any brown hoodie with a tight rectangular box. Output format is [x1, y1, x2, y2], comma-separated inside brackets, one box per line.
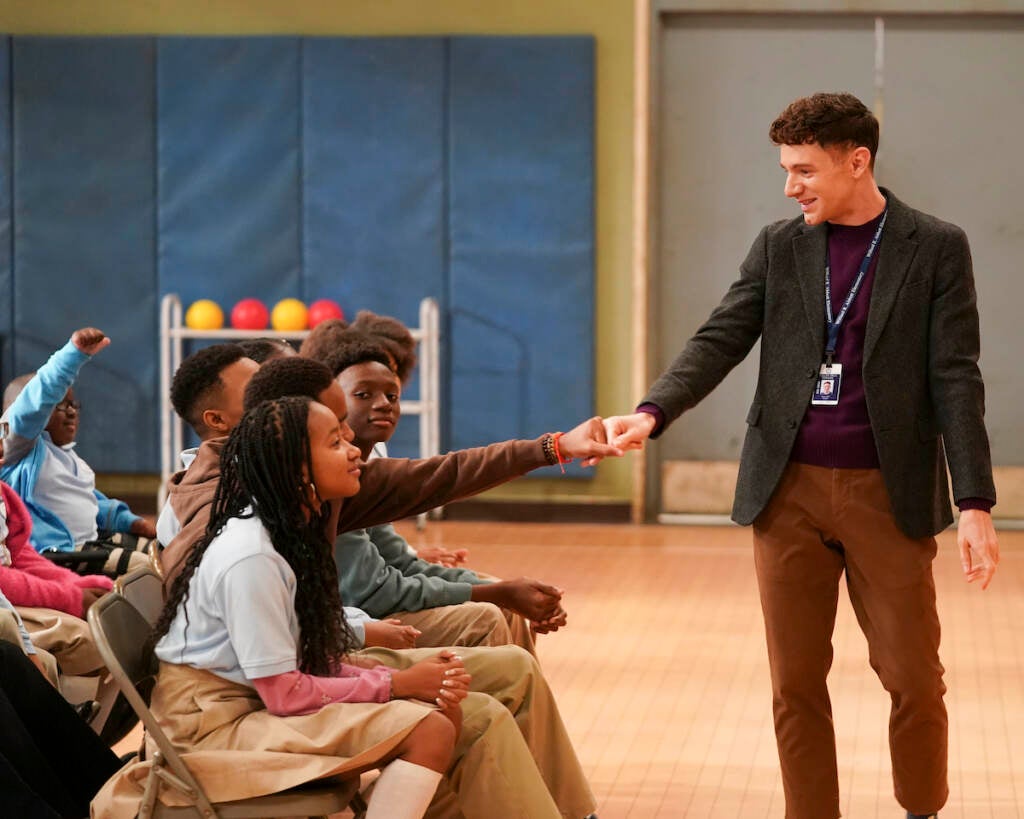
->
[160, 436, 550, 587]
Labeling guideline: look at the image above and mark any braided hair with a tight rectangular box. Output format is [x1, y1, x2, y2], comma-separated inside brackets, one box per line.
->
[152, 396, 357, 675]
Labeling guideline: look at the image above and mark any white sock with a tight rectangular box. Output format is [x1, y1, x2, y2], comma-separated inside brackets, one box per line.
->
[365, 759, 443, 819]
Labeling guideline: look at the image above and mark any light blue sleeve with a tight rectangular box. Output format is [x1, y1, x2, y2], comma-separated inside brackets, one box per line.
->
[0, 587, 36, 654]
[343, 606, 375, 649]
[94, 490, 141, 534]
[2, 339, 89, 466]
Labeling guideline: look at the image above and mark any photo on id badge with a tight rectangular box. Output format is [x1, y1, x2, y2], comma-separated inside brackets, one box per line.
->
[812, 363, 842, 406]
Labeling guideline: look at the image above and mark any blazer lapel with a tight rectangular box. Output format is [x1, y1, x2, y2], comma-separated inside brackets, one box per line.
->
[864, 194, 919, 364]
[792, 225, 827, 354]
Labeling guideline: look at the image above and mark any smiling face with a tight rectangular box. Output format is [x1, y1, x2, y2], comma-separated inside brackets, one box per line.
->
[336, 361, 401, 458]
[779, 142, 872, 226]
[45, 388, 79, 447]
[306, 401, 363, 504]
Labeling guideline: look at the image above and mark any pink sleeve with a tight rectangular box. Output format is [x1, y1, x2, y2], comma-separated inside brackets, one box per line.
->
[0, 485, 85, 614]
[3, 486, 111, 591]
[251, 664, 393, 716]
[0, 563, 83, 615]
[70, 574, 114, 591]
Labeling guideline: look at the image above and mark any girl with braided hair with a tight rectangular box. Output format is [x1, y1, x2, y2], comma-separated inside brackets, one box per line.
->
[104, 397, 463, 819]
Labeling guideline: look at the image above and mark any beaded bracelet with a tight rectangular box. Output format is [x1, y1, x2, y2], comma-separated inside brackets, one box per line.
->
[541, 433, 559, 466]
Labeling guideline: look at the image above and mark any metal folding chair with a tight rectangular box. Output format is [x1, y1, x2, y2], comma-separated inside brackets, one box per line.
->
[88, 592, 359, 818]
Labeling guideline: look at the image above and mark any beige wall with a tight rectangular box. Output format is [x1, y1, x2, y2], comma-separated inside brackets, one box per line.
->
[1, 0, 638, 505]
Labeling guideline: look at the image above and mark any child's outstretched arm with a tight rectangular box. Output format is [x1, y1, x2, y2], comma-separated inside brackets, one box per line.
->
[2, 328, 109, 465]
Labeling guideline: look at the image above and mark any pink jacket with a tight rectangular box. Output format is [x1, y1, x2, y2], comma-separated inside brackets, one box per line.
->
[0, 482, 112, 616]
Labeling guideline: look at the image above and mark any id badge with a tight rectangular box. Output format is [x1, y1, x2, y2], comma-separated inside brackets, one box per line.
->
[811, 362, 842, 406]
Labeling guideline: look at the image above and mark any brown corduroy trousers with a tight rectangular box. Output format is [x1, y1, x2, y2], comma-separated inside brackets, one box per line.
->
[753, 463, 948, 818]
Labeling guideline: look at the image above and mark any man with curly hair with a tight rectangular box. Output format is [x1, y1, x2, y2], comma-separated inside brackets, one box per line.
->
[603, 92, 998, 819]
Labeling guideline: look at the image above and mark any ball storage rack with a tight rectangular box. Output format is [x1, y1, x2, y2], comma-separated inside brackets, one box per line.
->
[159, 293, 442, 527]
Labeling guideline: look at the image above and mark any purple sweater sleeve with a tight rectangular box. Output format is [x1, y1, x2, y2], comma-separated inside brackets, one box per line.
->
[635, 403, 666, 438]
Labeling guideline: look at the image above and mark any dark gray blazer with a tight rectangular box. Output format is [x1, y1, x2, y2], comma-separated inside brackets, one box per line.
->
[645, 190, 995, 538]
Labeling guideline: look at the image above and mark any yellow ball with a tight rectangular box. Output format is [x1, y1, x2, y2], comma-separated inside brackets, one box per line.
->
[185, 299, 224, 330]
[271, 298, 308, 331]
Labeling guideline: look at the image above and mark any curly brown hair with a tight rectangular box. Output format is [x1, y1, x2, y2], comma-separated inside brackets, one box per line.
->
[350, 310, 417, 384]
[769, 92, 879, 167]
[297, 318, 350, 362]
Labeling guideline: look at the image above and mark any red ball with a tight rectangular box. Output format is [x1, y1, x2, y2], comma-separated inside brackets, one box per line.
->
[231, 298, 269, 331]
[307, 299, 345, 329]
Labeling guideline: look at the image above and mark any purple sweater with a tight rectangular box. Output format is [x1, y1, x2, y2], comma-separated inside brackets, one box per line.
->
[789, 213, 884, 469]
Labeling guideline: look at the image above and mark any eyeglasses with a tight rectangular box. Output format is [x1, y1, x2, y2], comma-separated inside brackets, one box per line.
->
[54, 400, 81, 415]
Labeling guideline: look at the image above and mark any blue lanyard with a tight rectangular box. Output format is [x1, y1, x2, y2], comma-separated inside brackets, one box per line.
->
[824, 209, 887, 366]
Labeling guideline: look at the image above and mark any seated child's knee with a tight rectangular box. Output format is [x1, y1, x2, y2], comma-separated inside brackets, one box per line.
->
[488, 644, 536, 677]
[420, 710, 457, 750]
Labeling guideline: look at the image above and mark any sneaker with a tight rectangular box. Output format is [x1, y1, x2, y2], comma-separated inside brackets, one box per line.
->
[907, 813, 938, 818]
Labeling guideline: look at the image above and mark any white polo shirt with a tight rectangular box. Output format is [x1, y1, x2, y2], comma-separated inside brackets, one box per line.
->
[155, 512, 301, 686]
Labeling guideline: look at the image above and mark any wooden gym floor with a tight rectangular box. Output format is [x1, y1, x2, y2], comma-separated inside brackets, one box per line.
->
[390, 520, 1024, 819]
[116, 520, 1023, 818]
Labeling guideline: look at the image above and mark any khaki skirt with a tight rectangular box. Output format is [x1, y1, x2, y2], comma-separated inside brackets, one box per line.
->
[91, 662, 433, 818]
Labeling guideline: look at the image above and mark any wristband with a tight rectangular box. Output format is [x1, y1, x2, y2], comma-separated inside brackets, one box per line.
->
[552, 432, 568, 475]
[541, 433, 559, 466]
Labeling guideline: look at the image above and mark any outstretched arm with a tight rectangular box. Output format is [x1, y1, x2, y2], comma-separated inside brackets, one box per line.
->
[2, 328, 109, 464]
[338, 418, 623, 532]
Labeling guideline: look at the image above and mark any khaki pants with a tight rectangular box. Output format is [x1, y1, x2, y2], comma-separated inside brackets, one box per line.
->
[0, 609, 59, 686]
[504, 608, 537, 655]
[360, 644, 595, 819]
[391, 602, 529, 651]
[753, 463, 947, 818]
[16, 607, 103, 676]
[391, 602, 536, 656]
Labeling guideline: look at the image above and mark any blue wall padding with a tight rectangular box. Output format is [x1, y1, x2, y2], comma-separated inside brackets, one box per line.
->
[157, 37, 303, 310]
[0, 35, 594, 476]
[302, 38, 446, 327]
[0, 38, 12, 385]
[447, 37, 594, 474]
[11, 37, 157, 472]
[301, 37, 447, 458]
